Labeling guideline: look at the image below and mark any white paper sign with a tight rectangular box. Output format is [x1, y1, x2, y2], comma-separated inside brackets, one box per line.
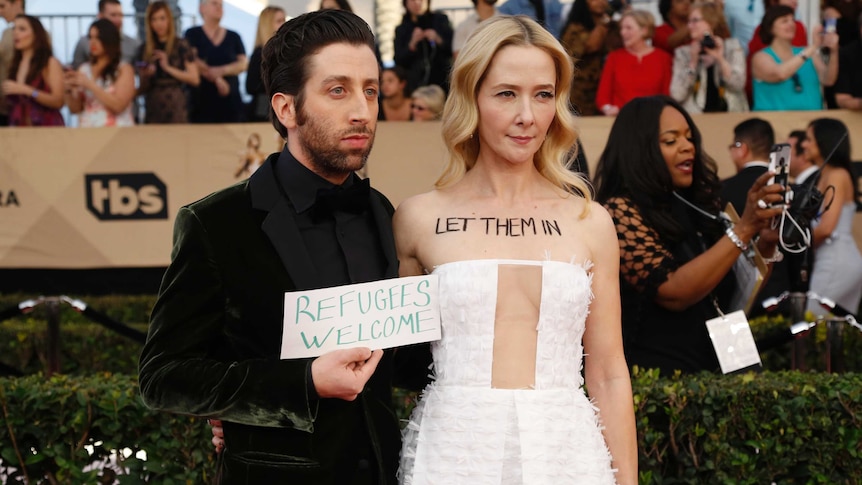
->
[705, 310, 762, 374]
[280, 275, 441, 359]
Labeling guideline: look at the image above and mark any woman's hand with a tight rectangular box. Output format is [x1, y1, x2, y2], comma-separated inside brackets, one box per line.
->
[152, 49, 169, 70]
[703, 35, 724, 62]
[0, 80, 30, 96]
[738, 171, 786, 243]
[209, 419, 225, 453]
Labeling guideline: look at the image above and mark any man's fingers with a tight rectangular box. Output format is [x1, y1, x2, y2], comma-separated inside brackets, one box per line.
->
[355, 349, 383, 379]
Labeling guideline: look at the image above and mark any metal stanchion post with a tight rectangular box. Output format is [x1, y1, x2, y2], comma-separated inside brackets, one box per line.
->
[826, 319, 844, 373]
[45, 297, 61, 377]
[789, 291, 807, 370]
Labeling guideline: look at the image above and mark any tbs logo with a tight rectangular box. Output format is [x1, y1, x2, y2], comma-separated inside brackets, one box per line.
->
[86, 173, 168, 220]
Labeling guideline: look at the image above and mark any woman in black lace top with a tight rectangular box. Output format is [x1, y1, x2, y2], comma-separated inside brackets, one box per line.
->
[594, 96, 783, 375]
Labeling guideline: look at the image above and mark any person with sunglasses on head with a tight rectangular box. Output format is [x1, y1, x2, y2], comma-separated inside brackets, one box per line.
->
[409, 84, 444, 121]
[751, 5, 838, 111]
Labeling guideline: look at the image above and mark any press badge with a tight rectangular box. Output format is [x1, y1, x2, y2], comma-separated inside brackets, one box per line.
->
[705, 310, 762, 374]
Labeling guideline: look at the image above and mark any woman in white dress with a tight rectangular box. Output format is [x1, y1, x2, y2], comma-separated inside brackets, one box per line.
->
[803, 118, 862, 315]
[393, 16, 637, 485]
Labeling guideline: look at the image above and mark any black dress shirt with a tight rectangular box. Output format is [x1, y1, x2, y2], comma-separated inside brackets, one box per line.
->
[274, 149, 386, 485]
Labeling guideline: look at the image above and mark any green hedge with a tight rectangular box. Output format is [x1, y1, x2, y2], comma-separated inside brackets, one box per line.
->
[0, 373, 216, 484]
[2, 371, 860, 484]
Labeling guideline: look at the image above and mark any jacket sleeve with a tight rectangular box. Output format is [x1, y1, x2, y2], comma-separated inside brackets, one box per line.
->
[724, 38, 747, 92]
[138, 206, 317, 432]
[670, 47, 694, 102]
[595, 52, 615, 108]
[393, 22, 419, 68]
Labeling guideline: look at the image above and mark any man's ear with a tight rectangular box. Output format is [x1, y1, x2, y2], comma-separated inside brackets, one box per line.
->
[272, 93, 297, 130]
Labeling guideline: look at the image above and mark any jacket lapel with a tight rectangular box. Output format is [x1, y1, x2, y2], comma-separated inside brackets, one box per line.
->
[369, 192, 399, 279]
[250, 155, 323, 290]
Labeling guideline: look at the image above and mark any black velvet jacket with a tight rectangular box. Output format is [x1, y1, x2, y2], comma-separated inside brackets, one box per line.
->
[139, 153, 427, 484]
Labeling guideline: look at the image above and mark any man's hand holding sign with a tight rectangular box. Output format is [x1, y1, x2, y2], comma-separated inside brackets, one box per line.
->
[283, 275, 442, 401]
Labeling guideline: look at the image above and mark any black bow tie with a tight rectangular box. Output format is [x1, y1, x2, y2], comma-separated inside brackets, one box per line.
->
[311, 178, 371, 220]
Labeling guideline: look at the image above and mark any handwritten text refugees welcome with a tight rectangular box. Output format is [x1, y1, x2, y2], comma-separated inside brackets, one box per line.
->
[280, 275, 442, 359]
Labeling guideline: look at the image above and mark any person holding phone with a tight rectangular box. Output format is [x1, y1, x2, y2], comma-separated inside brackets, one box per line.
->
[64, 18, 135, 127]
[136, 1, 199, 124]
[751, 5, 838, 111]
[393, 0, 453, 95]
[670, 2, 748, 113]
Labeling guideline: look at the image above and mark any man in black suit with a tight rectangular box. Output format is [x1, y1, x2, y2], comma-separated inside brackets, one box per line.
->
[721, 117, 787, 317]
[139, 10, 426, 484]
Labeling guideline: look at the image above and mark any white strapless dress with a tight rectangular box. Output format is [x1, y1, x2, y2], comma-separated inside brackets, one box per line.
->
[398, 259, 616, 484]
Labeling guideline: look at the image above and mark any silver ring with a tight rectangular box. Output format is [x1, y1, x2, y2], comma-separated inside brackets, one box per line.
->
[757, 199, 768, 209]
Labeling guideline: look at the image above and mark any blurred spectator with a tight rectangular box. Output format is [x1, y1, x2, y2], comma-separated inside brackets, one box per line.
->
[234, 132, 264, 178]
[787, 129, 817, 183]
[394, 0, 453, 94]
[64, 19, 135, 127]
[721, 117, 773, 219]
[452, 0, 499, 60]
[745, 0, 806, 105]
[497, 0, 564, 37]
[596, 10, 672, 116]
[379, 66, 412, 121]
[751, 5, 838, 111]
[594, 95, 782, 375]
[137, 1, 199, 124]
[654, 0, 692, 53]
[560, 0, 621, 115]
[134, 0, 181, 44]
[320, 0, 354, 10]
[834, 12, 862, 110]
[724, 0, 765, 56]
[245, 6, 285, 122]
[410, 84, 444, 121]
[185, 0, 247, 123]
[72, 0, 139, 69]
[3, 15, 65, 126]
[803, 118, 862, 315]
[823, 0, 862, 47]
[0, 0, 26, 126]
[670, 2, 747, 113]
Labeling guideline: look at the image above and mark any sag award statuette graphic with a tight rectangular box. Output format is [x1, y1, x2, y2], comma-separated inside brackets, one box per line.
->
[280, 275, 442, 359]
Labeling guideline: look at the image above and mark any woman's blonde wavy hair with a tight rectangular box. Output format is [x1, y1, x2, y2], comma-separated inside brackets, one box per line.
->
[435, 15, 591, 209]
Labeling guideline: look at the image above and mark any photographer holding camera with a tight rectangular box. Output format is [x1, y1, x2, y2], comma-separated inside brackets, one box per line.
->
[670, 2, 748, 113]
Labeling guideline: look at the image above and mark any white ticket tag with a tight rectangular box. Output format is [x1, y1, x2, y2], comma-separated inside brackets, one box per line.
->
[705, 310, 762, 374]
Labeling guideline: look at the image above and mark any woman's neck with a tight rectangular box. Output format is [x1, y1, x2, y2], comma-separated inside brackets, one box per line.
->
[771, 38, 793, 53]
[626, 41, 650, 55]
[157, 33, 169, 43]
[20, 49, 33, 62]
[383, 93, 406, 107]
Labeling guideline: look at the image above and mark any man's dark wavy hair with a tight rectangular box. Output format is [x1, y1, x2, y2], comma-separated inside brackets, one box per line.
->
[261, 9, 376, 138]
[594, 96, 723, 244]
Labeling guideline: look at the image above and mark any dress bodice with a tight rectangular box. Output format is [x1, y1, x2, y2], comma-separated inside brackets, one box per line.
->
[430, 259, 593, 390]
[816, 202, 858, 240]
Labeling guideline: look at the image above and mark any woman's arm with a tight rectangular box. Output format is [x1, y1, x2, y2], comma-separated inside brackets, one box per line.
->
[811, 30, 839, 87]
[158, 49, 201, 87]
[721, 37, 746, 92]
[595, 52, 617, 114]
[393, 196, 426, 278]
[36, 58, 66, 109]
[582, 203, 637, 485]
[812, 168, 851, 247]
[83, 63, 136, 115]
[669, 46, 696, 102]
[751, 45, 814, 83]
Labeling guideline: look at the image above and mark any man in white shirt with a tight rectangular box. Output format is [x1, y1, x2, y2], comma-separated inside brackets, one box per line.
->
[452, 0, 499, 59]
[71, 0, 140, 69]
[724, 0, 764, 56]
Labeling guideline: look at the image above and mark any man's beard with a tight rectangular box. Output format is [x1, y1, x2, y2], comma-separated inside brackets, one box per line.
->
[295, 107, 375, 179]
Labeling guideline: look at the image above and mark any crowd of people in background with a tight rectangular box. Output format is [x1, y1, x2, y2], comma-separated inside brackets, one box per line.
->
[2, 0, 861, 128]
[0, 0, 858, 387]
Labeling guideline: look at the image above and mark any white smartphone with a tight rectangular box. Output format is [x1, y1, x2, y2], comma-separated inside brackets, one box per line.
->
[768, 143, 792, 205]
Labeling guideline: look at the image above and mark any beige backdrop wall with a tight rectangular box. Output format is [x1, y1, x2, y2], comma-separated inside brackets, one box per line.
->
[1, 111, 860, 269]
